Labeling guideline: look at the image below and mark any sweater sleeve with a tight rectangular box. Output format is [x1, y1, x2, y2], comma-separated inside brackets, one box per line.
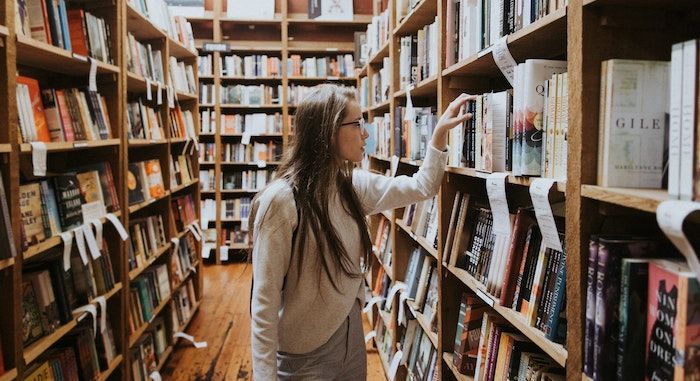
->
[250, 189, 297, 380]
[353, 144, 449, 215]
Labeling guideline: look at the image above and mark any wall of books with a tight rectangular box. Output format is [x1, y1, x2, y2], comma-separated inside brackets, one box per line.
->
[185, 0, 371, 263]
[0, 0, 203, 380]
[358, 0, 700, 380]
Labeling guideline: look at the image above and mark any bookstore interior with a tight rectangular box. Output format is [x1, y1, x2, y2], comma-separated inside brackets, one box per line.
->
[0, 0, 699, 379]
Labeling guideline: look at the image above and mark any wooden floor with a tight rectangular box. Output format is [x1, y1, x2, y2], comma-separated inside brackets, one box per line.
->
[162, 263, 387, 381]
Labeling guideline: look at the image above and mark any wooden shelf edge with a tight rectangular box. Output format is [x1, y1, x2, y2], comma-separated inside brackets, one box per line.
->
[580, 184, 666, 213]
[446, 166, 566, 193]
[0, 257, 14, 271]
[442, 352, 474, 381]
[128, 139, 168, 146]
[96, 354, 123, 381]
[20, 139, 121, 153]
[369, 40, 391, 65]
[171, 179, 199, 194]
[369, 99, 391, 112]
[0, 368, 17, 381]
[394, 75, 438, 98]
[129, 191, 170, 214]
[16, 35, 120, 74]
[129, 244, 172, 281]
[0, 144, 11, 153]
[407, 301, 438, 349]
[445, 264, 567, 367]
[395, 219, 439, 259]
[129, 293, 172, 348]
[0, 25, 8, 37]
[393, 0, 438, 36]
[155, 346, 174, 372]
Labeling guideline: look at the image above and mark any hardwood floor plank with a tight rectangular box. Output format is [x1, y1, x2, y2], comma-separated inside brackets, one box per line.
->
[162, 263, 386, 381]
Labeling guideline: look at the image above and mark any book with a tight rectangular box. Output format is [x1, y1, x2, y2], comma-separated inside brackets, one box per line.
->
[453, 293, 487, 375]
[597, 59, 670, 188]
[128, 163, 146, 205]
[617, 258, 652, 380]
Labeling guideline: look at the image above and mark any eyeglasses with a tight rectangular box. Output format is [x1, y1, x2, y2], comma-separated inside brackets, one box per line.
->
[340, 118, 366, 130]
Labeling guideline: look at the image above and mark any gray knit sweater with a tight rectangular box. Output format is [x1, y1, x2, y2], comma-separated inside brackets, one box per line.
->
[250, 145, 448, 379]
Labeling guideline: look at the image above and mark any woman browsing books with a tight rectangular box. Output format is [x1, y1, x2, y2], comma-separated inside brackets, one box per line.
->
[249, 84, 473, 380]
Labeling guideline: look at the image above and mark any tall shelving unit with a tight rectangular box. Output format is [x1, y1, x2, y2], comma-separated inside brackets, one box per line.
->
[358, 0, 700, 380]
[189, 0, 371, 264]
[0, 0, 203, 379]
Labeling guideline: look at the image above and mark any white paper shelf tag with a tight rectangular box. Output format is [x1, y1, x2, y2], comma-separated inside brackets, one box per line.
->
[146, 79, 152, 100]
[74, 228, 89, 265]
[60, 232, 74, 271]
[74, 304, 97, 337]
[486, 172, 511, 236]
[388, 350, 404, 381]
[157, 82, 163, 105]
[364, 330, 376, 343]
[92, 219, 103, 248]
[362, 296, 382, 313]
[657, 200, 700, 280]
[220, 246, 229, 261]
[242, 131, 252, 145]
[150, 372, 162, 381]
[30, 142, 47, 176]
[93, 296, 107, 333]
[390, 155, 400, 177]
[188, 224, 202, 241]
[105, 213, 129, 241]
[385, 282, 407, 311]
[493, 37, 516, 86]
[529, 178, 563, 251]
[174, 331, 207, 348]
[88, 58, 97, 91]
[82, 224, 101, 260]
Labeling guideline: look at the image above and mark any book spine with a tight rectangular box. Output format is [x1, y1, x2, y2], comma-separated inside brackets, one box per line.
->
[583, 237, 598, 377]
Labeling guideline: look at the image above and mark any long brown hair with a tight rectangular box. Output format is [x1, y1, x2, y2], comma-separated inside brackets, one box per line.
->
[257, 84, 372, 291]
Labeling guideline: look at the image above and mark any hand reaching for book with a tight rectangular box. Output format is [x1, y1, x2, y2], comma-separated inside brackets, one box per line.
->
[431, 93, 475, 151]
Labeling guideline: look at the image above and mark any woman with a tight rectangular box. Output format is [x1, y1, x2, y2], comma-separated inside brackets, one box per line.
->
[250, 84, 473, 380]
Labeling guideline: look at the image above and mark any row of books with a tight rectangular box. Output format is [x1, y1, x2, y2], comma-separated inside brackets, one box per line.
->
[396, 0, 422, 23]
[365, 114, 391, 158]
[287, 84, 357, 106]
[445, 0, 566, 66]
[17, 76, 112, 143]
[401, 196, 439, 249]
[200, 169, 215, 192]
[171, 231, 198, 290]
[127, 33, 165, 83]
[221, 198, 252, 220]
[127, 0, 195, 52]
[16, 1, 113, 64]
[197, 54, 213, 76]
[217, 113, 283, 135]
[199, 143, 216, 162]
[25, 320, 117, 381]
[452, 296, 564, 379]
[444, 193, 567, 344]
[359, 76, 369, 108]
[128, 214, 168, 272]
[22, 245, 117, 346]
[372, 57, 391, 105]
[221, 55, 282, 78]
[221, 169, 275, 192]
[170, 154, 196, 189]
[127, 160, 166, 205]
[169, 106, 197, 139]
[398, 19, 438, 90]
[405, 248, 439, 323]
[171, 194, 197, 233]
[130, 317, 168, 381]
[127, 99, 165, 141]
[394, 106, 437, 161]
[364, 9, 390, 57]
[221, 142, 282, 163]
[199, 84, 283, 105]
[171, 278, 198, 329]
[169, 57, 197, 95]
[223, 226, 248, 246]
[582, 238, 699, 381]
[287, 54, 355, 78]
[19, 162, 120, 248]
[128, 264, 171, 335]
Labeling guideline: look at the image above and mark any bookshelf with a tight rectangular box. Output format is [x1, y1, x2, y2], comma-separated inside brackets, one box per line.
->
[358, 0, 700, 380]
[190, 0, 369, 264]
[0, 0, 203, 380]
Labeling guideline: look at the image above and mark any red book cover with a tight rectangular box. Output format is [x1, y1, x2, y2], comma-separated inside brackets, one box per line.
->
[645, 260, 700, 381]
[500, 208, 537, 306]
[66, 9, 88, 57]
[17, 76, 50, 142]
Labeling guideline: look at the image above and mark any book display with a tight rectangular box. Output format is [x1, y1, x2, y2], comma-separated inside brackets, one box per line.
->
[0, 0, 203, 379]
[188, 0, 369, 263]
[358, 0, 700, 380]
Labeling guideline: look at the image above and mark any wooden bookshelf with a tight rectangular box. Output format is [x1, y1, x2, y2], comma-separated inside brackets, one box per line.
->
[190, 0, 369, 264]
[442, 352, 473, 381]
[0, 1, 204, 379]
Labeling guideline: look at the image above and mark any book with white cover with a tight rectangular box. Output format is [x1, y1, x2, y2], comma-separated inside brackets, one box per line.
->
[227, 0, 274, 20]
[597, 59, 669, 188]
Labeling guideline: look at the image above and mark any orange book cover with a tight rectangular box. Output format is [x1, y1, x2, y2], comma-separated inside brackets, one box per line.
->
[144, 160, 165, 198]
[67, 9, 88, 57]
[17, 76, 50, 142]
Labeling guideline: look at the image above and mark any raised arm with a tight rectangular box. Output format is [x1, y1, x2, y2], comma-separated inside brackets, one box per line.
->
[353, 94, 474, 215]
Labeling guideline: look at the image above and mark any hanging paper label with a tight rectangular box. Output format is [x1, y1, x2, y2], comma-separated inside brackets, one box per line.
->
[201, 243, 213, 259]
[364, 330, 377, 343]
[168, 86, 175, 108]
[92, 219, 103, 248]
[220, 246, 229, 261]
[149, 371, 162, 381]
[492, 37, 517, 86]
[93, 296, 107, 332]
[105, 213, 128, 240]
[240, 217, 249, 232]
[60, 231, 74, 271]
[72, 53, 88, 62]
[362, 296, 382, 313]
[390, 155, 400, 177]
[257, 160, 266, 168]
[657, 200, 700, 281]
[242, 131, 252, 145]
[171, 237, 180, 253]
[74, 304, 97, 337]
[88, 57, 97, 91]
[174, 332, 208, 348]
[385, 282, 407, 311]
[82, 224, 102, 260]
[397, 291, 409, 326]
[475, 288, 495, 307]
[146, 78, 153, 100]
[188, 224, 202, 241]
[74, 228, 89, 265]
[157, 82, 163, 105]
[30, 142, 47, 176]
[529, 178, 562, 251]
[388, 350, 404, 381]
[486, 172, 511, 235]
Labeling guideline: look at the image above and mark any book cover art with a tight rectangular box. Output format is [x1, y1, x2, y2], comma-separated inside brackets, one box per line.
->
[53, 174, 85, 230]
[21, 280, 45, 346]
[144, 160, 165, 198]
[128, 163, 146, 205]
[19, 182, 47, 246]
[617, 258, 652, 380]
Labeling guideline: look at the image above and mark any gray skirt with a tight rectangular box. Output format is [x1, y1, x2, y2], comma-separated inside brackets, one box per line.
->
[277, 299, 367, 381]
